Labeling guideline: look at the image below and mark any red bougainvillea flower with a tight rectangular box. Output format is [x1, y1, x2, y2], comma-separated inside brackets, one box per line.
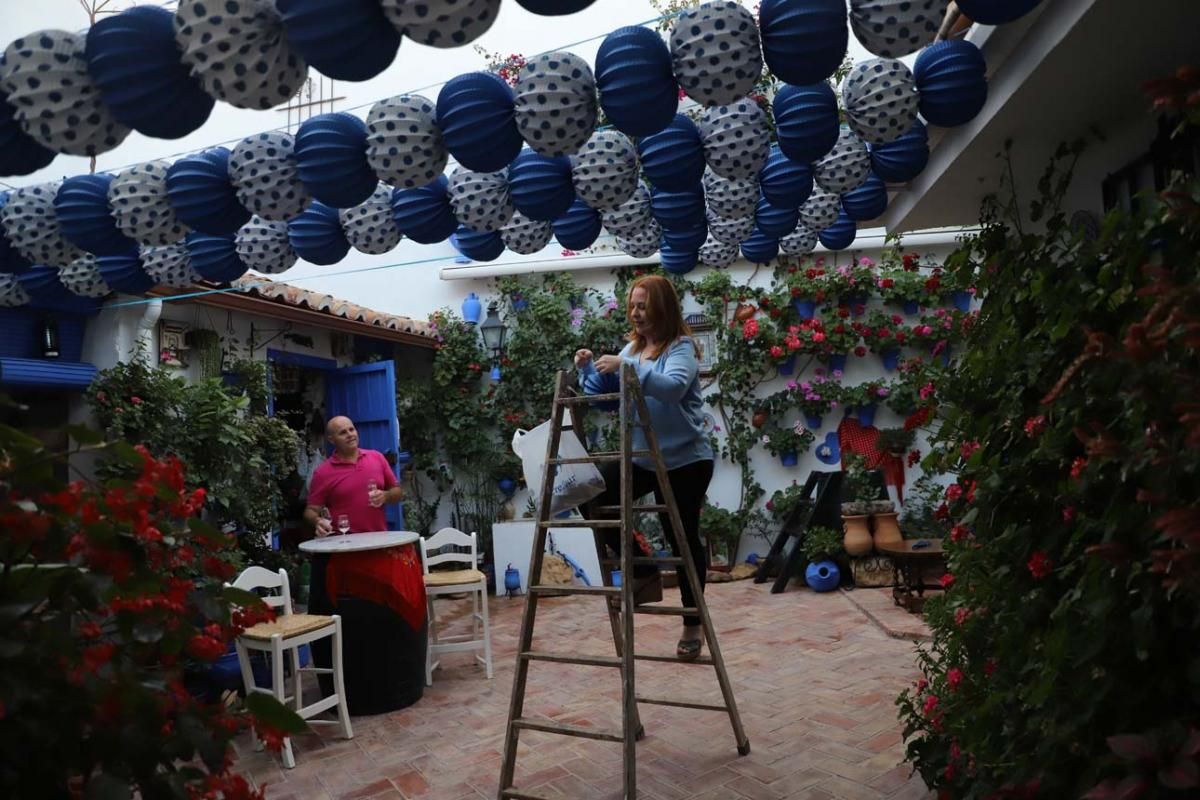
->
[1027, 551, 1053, 579]
[1062, 506, 1076, 523]
[960, 440, 981, 460]
[950, 524, 970, 543]
[939, 572, 955, 590]
[907, 449, 922, 467]
[923, 694, 940, 717]
[1023, 415, 1047, 437]
[854, 345, 867, 357]
[945, 484, 963, 503]
[954, 607, 971, 626]
[947, 667, 964, 691]
[1069, 456, 1088, 479]
[742, 318, 759, 340]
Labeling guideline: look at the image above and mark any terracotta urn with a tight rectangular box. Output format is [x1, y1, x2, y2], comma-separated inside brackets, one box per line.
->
[872, 511, 903, 549]
[751, 409, 768, 428]
[734, 302, 757, 322]
[843, 515, 873, 556]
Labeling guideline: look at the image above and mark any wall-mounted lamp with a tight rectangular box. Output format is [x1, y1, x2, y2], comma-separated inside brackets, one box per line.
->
[41, 318, 60, 359]
[479, 302, 507, 381]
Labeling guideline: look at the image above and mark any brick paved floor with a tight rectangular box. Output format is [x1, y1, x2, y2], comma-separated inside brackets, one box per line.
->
[235, 578, 933, 800]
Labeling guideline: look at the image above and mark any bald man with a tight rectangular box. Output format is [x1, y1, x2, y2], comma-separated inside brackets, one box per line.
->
[304, 416, 403, 536]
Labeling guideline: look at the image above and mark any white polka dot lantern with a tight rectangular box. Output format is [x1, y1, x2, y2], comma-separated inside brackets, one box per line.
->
[447, 167, 514, 233]
[814, 127, 872, 194]
[339, 183, 402, 255]
[229, 131, 312, 222]
[0, 183, 84, 267]
[235, 216, 297, 274]
[365, 94, 447, 190]
[513, 52, 598, 157]
[570, 130, 640, 212]
[841, 58, 919, 145]
[108, 162, 190, 247]
[699, 99, 771, 181]
[669, 1, 763, 107]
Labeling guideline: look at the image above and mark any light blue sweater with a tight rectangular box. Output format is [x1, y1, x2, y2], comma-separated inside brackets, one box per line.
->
[579, 337, 714, 470]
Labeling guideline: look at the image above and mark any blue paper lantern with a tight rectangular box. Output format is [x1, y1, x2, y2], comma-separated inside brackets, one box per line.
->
[288, 201, 350, 265]
[515, 0, 596, 14]
[16, 265, 75, 305]
[913, 41, 988, 128]
[391, 176, 457, 244]
[186, 232, 248, 283]
[509, 149, 576, 222]
[0, 91, 56, 177]
[96, 249, 154, 294]
[957, 0, 1043, 25]
[437, 72, 523, 173]
[276, 0, 400, 81]
[759, 145, 813, 209]
[451, 226, 505, 262]
[773, 83, 840, 165]
[741, 228, 779, 264]
[294, 112, 376, 209]
[165, 147, 250, 235]
[84, 6, 214, 139]
[759, 0, 848, 86]
[755, 196, 799, 238]
[660, 244, 698, 275]
[54, 175, 136, 256]
[842, 173, 888, 221]
[651, 186, 706, 231]
[637, 114, 705, 192]
[595, 26, 677, 138]
[660, 221, 707, 253]
[870, 120, 929, 183]
[553, 200, 602, 250]
[819, 211, 857, 251]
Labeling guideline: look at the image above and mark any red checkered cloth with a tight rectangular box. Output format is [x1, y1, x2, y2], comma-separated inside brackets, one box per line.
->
[837, 416, 907, 504]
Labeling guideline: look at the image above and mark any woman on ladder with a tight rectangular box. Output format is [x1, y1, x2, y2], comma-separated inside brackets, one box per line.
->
[574, 274, 714, 661]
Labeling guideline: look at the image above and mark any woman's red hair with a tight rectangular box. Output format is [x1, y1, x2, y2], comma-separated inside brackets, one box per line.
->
[626, 275, 699, 359]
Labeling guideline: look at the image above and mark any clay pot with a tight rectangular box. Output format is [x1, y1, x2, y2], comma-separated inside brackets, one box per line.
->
[872, 511, 903, 549]
[751, 409, 768, 428]
[843, 515, 873, 556]
[734, 303, 757, 322]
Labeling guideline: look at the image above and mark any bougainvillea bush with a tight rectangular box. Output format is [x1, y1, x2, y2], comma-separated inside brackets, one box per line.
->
[897, 90, 1200, 798]
[0, 418, 303, 798]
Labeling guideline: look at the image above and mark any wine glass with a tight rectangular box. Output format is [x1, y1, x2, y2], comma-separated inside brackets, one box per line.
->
[366, 480, 378, 506]
[336, 514, 351, 536]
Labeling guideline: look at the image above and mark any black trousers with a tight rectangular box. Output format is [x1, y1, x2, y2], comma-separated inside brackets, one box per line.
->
[588, 459, 714, 627]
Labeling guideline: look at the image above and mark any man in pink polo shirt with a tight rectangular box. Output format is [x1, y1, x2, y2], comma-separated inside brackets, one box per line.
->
[304, 416, 403, 536]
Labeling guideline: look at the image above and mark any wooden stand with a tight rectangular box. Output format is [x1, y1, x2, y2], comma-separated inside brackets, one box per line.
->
[753, 470, 844, 593]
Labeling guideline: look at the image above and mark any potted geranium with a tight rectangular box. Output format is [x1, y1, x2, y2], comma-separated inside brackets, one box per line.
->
[877, 269, 927, 315]
[857, 309, 908, 371]
[842, 380, 890, 427]
[814, 310, 862, 373]
[761, 420, 816, 466]
[699, 502, 739, 568]
[785, 261, 831, 319]
[826, 258, 875, 316]
[766, 481, 810, 523]
[791, 372, 840, 429]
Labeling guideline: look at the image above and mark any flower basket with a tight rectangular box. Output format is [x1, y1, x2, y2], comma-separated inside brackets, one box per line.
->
[761, 420, 816, 460]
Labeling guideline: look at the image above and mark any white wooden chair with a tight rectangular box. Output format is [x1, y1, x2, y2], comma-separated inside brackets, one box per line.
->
[227, 566, 353, 769]
[419, 527, 493, 684]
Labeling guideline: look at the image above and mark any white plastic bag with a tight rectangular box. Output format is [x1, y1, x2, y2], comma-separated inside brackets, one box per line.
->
[512, 414, 606, 515]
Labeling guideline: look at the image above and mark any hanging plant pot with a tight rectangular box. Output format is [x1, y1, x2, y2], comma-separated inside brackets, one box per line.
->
[792, 297, 816, 320]
[733, 302, 756, 322]
[805, 560, 840, 593]
[777, 354, 797, 376]
[804, 413, 823, 430]
[879, 349, 900, 371]
[903, 299, 920, 316]
[857, 404, 878, 427]
[780, 451, 799, 467]
[498, 477, 516, 496]
[841, 293, 868, 316]
[751, 409, 768, 429]
[828, 352, 848, 372]
[950, 290, 972, 313]
[461, 292, 483, 324]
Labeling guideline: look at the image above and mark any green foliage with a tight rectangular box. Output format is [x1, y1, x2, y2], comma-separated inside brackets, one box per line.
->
[801, 525, 844, 562]
[877, 427, 916, 455]
[896, 132, 1200, 797]
[759, 421, 815, 457]
[699, 502, 739, 562]
[766, 481, 808, 521]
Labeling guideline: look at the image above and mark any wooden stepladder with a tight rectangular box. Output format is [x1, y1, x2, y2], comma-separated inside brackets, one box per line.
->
[498, 365, 749, 800]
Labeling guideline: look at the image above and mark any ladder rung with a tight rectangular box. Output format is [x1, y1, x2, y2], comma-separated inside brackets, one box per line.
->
[632, 605, 698, 616]
[548, 450, 652, 465]
[634, 652, 714, 665]
[511, 718, 624, 743]
[637, 694, 728, 712]
[597, 504, 669, 513]
[559, 393, 620, 404]
[521, 650, 623, 667]
[528, 584, 621, 597]
[537, 519, 621, 528]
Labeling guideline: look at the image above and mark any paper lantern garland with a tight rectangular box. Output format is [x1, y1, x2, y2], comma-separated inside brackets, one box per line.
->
[814, 127, 871, 194]
[660, 244, 699, 275]
[553, 200, 602, 250]
[17, 266, 77, 305]
[96, 249, 155, 294]
[228, 131, 312, 222]
[447, 167, 513, 233]
[186, 232, 249, 283]
[513, 52, 597, 157]
[706, 210, 755, 245]
[740, 227, 779, 264]
[595, 26, 677, 138]
[913, 40, 988, 128]
[236, 217, 298, 274]
[779, 222, 818, 256]
[141, 242, 199, 288]
[166, 147, 251, 235]
[390, 175, 457, 244]
[841, 58, 919, 145]
[570, 130, 640, 211]
[699, 100, 771, 181]
[108, 162, 190, 247]
[759, 144, 813, 210]
[508, 149, 576, 222]
[600, 183, 652, 236]
[340, 183, 402, 255]
[798, 186, 841, 231]
[704, 171, 759, 219]
[0, 88, 56, 177]
[515, 0, 597, 14]
[638, 114, 706, 193]
[437, 72, 523, 173]
[651, 186, 706, 231]
[755, 195, 800, 238]
[0, 272, 30, 306]
[0, 193, 26, 274]
[849, 0, 948, 59]
[54, 174, 137, 257]
[365, 95, 447, 190]
[670, 1, 763, 107]
[58, 255, 112, 298]
[661, 221, 708, 252]
[384, 0, 500, 49]
[819, 210, 858, 251]
[451, 225, 505, 262]
[616, 227, 660, 259]
[500, 211, 553, 255]
[276, 0, 400, 82]
[870, 119, 929, 183]
[699, 235, 738, 267]
[758, 0, 848, 86]
[172, 0, 308, 111]
[773, 82, 840, 165]
[0, 31, 130, 157]
[294, 112, 377, 209]
[288, 201, 350, 265]
[841, 173, 888, 221]
[0, 183, 84, 268]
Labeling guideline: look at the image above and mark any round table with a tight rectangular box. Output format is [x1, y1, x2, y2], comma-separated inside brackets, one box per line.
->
[875, 539, 946, 613]
[301, 531, 427, 715]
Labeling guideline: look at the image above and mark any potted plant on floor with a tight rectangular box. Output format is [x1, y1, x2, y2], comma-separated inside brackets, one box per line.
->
[840, 454, 882, 556]
[801, 525, 845, 592]
[699, 502, 739, 570]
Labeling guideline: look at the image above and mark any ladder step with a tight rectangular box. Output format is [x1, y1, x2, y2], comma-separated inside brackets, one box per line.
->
[637, 694, 728, 712]
[529, 584, 621, 597]
[537, 519, 621, 528]
[634, 653, 714, 665]
[632, 605, 698, 616]
[559, 393, 620, 404]
[521, 651, 623, 667]
[511, 718, 623, 743]
[548, 450, 652, 465]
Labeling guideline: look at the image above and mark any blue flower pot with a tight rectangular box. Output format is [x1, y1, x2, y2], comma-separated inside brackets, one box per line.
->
[792, 298, 816, 320]
[880, 350, 900, 371]
[504, 564, 522, 594]
[805, 414, 823, 430]
[780, 451, 799, 467]
[805, 559, 840, 592]
[512, 297, 529, 312]
[843, 293, 868, 316]
[903, 299, 920, 316]
[777, 354, 797, 376]
[951, 290, 971, 313]
[498, 478, 516, 496]
[857, 404, 878, 427]
[829, 353, 848, 373]
[461, 292, 483, 324]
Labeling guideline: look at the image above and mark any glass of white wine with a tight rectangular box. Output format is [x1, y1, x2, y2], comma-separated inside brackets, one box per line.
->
[336, 514, 351, 536]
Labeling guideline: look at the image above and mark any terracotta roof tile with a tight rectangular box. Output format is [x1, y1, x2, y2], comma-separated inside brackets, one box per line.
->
[231, 275, 432, 338]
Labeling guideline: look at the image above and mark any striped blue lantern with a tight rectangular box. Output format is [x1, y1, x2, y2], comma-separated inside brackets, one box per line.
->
[97, 248, 155, 294]
[755, 196, 799, 238]
[651, 186, 706, 231]
[661, 221, 707, 252]
[391, 176, 457, 244]
[437, 72, 523, 173]
[637, 114, 705, 192]
[914, 41, 988, 128]
[276, 0, 400, 81]
[740, 228, 779, 264]
[288, 201, 350, 265]
[773, 83, 840, 165]
[16, 265, 76, 305]
[515, 0, 596, 14]
[870, 120, 929, 183]
[819, 211, 857, 251]
[660, 244, 698, 275]
[759, 145, 813, 209]
[83, 6, 214, 139]
[759, 0, 848, 86]
[595, 26, 677, 138]
[165, 147, 250, 235]
[294, 112, 376, 209]
[451, 226, 505, 262]
[185, 232, 248, 283]
[509, 149, 575, 222]
[957, 0, 1043, 25]
[552, 200, 602, 250]
[54, 175, 136, 257]
[841, 173, 888, 221]
[0, 91, 56, 177]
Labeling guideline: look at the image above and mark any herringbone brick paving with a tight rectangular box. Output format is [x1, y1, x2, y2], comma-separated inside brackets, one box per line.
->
[235, 579, 933, 800]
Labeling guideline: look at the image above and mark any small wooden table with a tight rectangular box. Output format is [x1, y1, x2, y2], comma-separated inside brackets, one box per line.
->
[876, 539, 946, 613]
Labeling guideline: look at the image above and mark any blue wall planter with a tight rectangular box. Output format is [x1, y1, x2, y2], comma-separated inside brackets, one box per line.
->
[805, 414, 823, 430]
[880, 350, 900, 371]
[461, 292, 482, 324]
[857, 404, 878, 427]
[805, 560, 840, 592]
[903, 299, 920, 316]
[828, 353, 848, 373]
[950, 290, 972, 312]
[777, 354, 797, 376]
[504, 564, 522, 595]
[779, 451, 798, 467]
[792, 297, 816, 320]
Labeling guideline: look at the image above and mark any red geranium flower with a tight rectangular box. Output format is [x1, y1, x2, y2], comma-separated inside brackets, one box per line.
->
[1027, 551, 1053, 579]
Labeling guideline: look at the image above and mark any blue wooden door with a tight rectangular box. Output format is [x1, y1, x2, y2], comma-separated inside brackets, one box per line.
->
[326, 361, 405, 530]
